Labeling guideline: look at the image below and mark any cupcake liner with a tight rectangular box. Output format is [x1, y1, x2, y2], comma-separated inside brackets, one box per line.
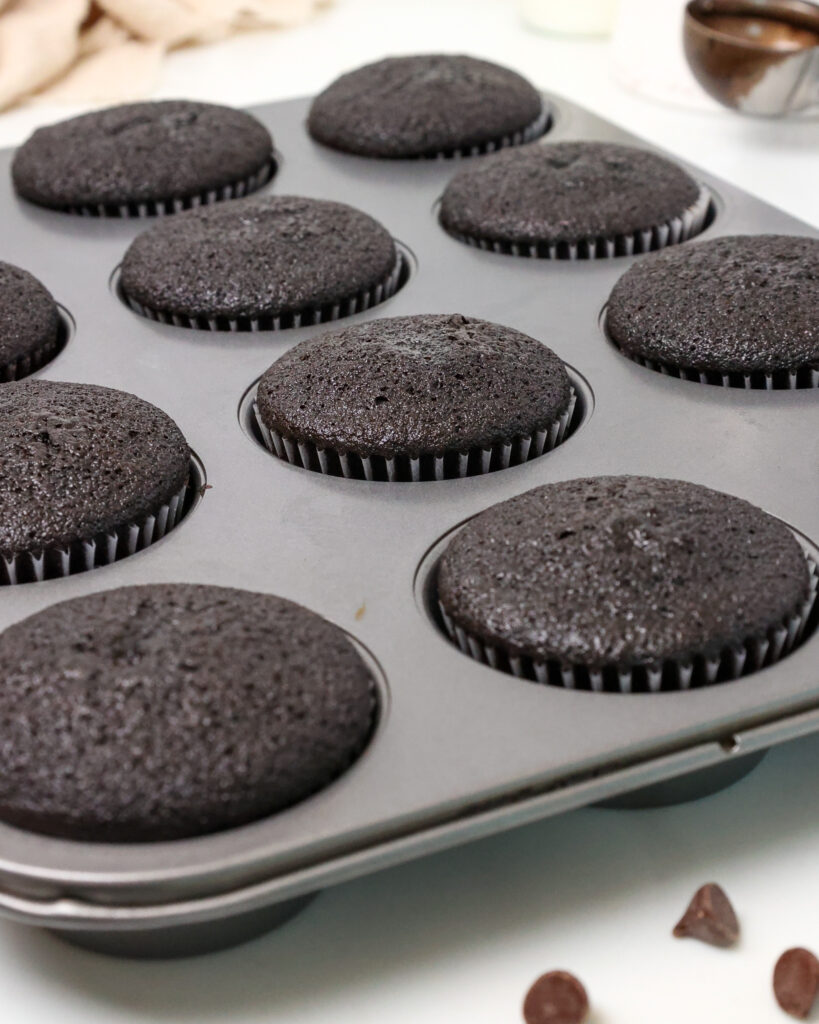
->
[0, 478, 191, 586]
[611, 339, 819, 391]
[62, 159, 277, 218]
[121, 250, 406, 332]
[429, 105, 551, 160]
[251, 388, 576, 482]
[438, 548, 818, 693]
[444, 184, 712, 259]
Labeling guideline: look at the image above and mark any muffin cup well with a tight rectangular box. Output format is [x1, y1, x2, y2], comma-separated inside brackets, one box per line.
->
[251, 388, 576, 483]
[121, 249, 407, 332]
[443, 184, 713, 259]
[0, 474, 196, 586]
[0, 307, 71, 383]
[438, 547, 818, 693]
[427, 104, 551, 160]
[60, 159, 277, 218]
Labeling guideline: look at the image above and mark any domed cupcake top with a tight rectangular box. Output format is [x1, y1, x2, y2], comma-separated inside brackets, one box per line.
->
[120, 195, 399, 325]
[0, 380, 189, 558]
[0, 584, 375, 841]
[256, 313, 572, 459]
[607, 234, 819, 376]
[308, 54, 545, 158]
[440, 142, 701, 249]
[439, 476, 810, 670]
[12, 100, 274, 212]
[0, 261, 59, 371]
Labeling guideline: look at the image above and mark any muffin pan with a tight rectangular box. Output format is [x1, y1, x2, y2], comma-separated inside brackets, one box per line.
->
[0, 92, 817, 958]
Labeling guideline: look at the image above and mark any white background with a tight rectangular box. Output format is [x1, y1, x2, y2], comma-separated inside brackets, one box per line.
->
[0, 1, 818, 1021]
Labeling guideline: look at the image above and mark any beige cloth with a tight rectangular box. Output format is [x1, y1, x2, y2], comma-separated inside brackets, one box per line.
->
[0, 0, 326, 111]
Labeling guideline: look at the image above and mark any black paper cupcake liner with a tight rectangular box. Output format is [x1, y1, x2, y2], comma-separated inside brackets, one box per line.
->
[0, 476, 193, 586]
[121, 250, 407, 332]
[427, 105, 551, 160]
[251, 388, 576, 482]
[62, 158, 277, 218]
[609, 334, 819, 391]
[444, 185, 712, 259]
[438, 547, 818, 693]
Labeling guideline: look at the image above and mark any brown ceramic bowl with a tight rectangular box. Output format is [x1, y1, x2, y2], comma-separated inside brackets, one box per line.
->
[684, 0, 819, 114]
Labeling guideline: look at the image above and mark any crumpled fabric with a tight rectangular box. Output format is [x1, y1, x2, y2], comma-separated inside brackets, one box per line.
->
[0, 0, 326, 110]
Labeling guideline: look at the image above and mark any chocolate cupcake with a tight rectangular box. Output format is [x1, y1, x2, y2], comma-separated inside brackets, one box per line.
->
[12, 100, 275, 217]
[308, 54, 548, 159]
[0, 262, 63, 381]
[0, 584, 375, 841]
[438, 476, 816, 692]
[606, 234, 819, 388]
[254, 313, 575, 481]
[120, 195, 402, 331]
[439, 142, 709, 258]
[0, 380, 192, 585]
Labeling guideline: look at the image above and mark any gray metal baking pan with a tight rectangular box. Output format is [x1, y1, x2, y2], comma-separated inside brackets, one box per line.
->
[0, 92, 816, 959]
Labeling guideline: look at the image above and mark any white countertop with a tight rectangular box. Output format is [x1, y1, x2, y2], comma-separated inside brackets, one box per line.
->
[0, 2, 818, 1021]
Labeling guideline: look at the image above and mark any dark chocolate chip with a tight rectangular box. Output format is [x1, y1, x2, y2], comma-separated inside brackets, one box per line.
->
[773, 948, 819, 1019]
[673, 883, 740, 948]
[522, 971, 589, 1024]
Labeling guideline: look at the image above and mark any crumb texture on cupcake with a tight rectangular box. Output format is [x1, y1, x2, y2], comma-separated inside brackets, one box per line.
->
[308, 54, 544, 158]
[440, 142, 701, 247]
[0, 584, 375, 841]
[120, 195, 398, 323]
[607, 234, 819, 376]
[438, 476, 810, 670]
[0, 262, 59, 372]
[12, 100, 274, 211]
[256, 313, 572, 459]
[0, 380, 189, 559]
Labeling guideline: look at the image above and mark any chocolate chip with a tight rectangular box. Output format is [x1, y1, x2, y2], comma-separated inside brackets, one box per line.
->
[672, 883, 739, 947]
[522, 970, 589, 1024]
[773, 948, 819, 1019]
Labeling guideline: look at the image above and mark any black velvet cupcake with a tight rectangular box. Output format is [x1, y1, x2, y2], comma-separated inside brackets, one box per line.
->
[0, 262, 63, 381]
[0, 380, 191, 585]
[254, 313, 575, 481]
[308, 54, 548, 159]
[12, 100, 275, 217]
[439, 142, 709, 258]
[438, 476, 816, 692]
[120, 195, 402, 331]
[0, 584, 376, 841]
[606, 234, 819, 388]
